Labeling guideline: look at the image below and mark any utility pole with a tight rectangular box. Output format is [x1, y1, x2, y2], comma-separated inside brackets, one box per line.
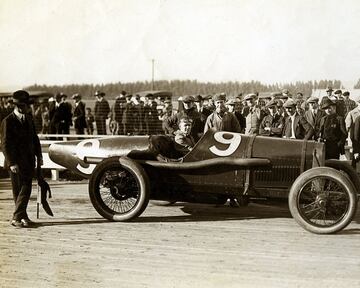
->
[151, 59, 155, 90]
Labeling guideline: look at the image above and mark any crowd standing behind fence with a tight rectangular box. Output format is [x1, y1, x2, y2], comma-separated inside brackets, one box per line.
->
[0, 87, 360, 161]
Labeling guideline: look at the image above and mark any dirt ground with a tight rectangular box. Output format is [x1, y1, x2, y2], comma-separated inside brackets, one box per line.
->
[0, 178, 359, 288]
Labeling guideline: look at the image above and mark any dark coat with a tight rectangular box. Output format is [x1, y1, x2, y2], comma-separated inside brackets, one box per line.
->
[282, 113, 314, 140]
[1, 112, 42, 175]
[49, 101, 72, 132]
[94, 99, 110, 120]
[73, 101, 87, 129]
[304, 109, 326, 140]
[319, 114, 347, 158]
[259, 113, 284, 137]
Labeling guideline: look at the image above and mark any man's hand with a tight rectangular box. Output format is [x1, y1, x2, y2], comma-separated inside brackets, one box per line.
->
[37, 157, 44, 167]
[354, 153, 359, 161]
[10, 164, 19, 173]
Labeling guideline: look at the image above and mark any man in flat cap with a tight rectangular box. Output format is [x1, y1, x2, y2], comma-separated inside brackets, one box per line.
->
[282, 99, 313, 140]
[343, 91, 356, 116]
[259, 99, 284, 137]
[334, 90, 346, 117]
[226, 99, 246, 133]
[94, 90, 110, 135]
[304, 96, 325, 140]
[204, 94, 241, 133]
[243, 93, 265, 135]
[319, 98, 347, 159]
[194, 94, 212, 123]
[164, 95, 203, 141]
[72, 93, 87, 135]
[1, 90, 42, 228]
[326, 87, 334, 97]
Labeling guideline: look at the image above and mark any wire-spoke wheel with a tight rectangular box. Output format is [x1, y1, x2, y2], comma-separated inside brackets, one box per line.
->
[89, 157, 150, 221]
[289, 167, 357, 234]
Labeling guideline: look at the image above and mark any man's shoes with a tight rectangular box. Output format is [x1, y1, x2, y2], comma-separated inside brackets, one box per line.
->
[229, 198, 240, 208]
[20, 219, 31, 227]
[10, 219, 23, 228]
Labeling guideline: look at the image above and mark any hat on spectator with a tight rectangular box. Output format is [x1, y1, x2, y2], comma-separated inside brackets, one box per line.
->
[194, 95, 203, 102]
[71, 93, 81, 100]
[306, 96, 319, 103]
[12, 90, 33, 105]
[39, 98, 48, 104]
[121, 90, 127, 95]
[343, 91, 350, 96]
[135, 94, 140, 100]
[226, 99, 236, 105]
[182, 95, 195, 103]
[270, 92, 282, 98]
[213, 94, 227, 102]
[334, 89, 342, 95]
[164, 99, 171, 104]
[283, 99, 296, 108]
[321, 98, 336, 109]
[282, 89, 290, 94]
[244, 93, 256, 101]
[259, 94, 271, 100]
[94, 90, 105, 97]
[326, 87, 333, 92]
[265, 99, 278, 108]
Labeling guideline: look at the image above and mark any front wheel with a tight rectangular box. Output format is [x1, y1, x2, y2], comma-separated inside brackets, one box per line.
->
[89, 157, 150, 221]
[289, 167, 357, 234]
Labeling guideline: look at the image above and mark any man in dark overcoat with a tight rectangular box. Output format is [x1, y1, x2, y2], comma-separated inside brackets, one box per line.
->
[282, 99, 314, 140]
[72, 93, 87, 135]
[1, 90, 42, 228]
[319, 98, 347, 159]
[304, 96, 325, 140]
[94, 90, 110, 135]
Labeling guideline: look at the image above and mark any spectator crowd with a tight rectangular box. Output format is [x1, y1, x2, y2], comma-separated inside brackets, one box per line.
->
[1, 87, 359, 160]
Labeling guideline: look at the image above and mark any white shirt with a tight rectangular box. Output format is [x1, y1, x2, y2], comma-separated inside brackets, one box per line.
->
[14, 109, 25, 123]
[290, 114, 296, 139]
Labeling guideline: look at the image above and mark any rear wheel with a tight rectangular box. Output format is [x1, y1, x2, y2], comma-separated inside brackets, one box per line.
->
[289, 167, 357, 234]
[89, 157, 150, 221]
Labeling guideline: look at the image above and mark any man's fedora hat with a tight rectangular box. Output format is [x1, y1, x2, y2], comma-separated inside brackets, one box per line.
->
[94, 90, 105, 97]
[71, 93, 81, 99]
[12, 90, 33, 105]
[321, 98, 336, 109]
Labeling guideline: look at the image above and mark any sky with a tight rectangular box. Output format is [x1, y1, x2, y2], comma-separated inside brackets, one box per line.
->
[1, 0, 360, 90]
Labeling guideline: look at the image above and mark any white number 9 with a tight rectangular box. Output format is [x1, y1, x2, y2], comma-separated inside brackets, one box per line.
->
[209, 132, 241, 156]
[76, 139, 100, 174]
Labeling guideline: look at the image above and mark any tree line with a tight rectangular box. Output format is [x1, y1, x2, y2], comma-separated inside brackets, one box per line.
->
[26, 79, 342, 99]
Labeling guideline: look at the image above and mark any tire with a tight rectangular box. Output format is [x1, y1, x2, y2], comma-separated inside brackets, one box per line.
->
[89, 156, 150, 221]
[288, 167, 358, 234]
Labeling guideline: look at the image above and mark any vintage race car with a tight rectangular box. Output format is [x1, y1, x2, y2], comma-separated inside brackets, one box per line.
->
[48, 130, 359, 234]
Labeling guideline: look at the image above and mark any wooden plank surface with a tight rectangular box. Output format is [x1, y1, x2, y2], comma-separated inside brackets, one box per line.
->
[0, 179, 359, 288]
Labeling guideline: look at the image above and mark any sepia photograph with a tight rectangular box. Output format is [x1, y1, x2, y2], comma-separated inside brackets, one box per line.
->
[1, 0, 360, 287]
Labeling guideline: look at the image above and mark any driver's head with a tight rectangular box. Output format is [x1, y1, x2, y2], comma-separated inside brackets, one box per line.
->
[178, 117, 193, 136]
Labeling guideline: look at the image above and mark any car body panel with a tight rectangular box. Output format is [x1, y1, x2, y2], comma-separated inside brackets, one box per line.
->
[49, 129, 325, 200]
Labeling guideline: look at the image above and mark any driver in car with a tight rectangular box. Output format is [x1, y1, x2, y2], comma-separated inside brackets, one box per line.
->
[174, 117, 196, 156]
